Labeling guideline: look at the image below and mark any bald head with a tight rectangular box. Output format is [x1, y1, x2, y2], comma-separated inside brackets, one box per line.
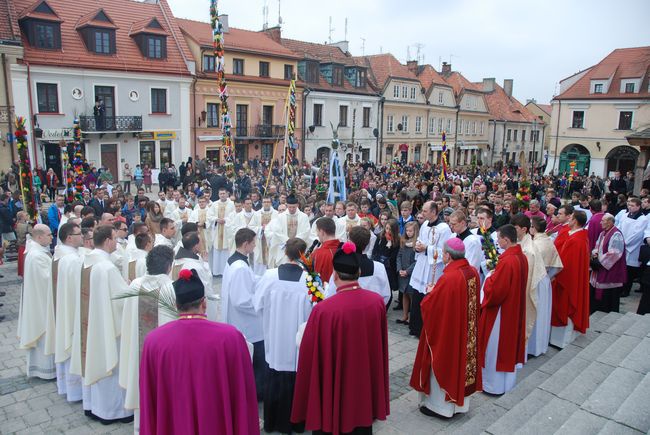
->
[100, 213, 115, 225]
[32, 224, 53, 247]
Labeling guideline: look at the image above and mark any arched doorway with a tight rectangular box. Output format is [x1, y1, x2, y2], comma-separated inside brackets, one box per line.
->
[559, 144, 590, 175]
[606, 145, 639, 175]
[316, 146, 329, 162]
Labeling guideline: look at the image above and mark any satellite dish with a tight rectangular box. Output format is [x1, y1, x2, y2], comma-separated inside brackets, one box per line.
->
[373, 128, 378, 138]
[309, 125, 315, 133]
[397, 123, 403, 131]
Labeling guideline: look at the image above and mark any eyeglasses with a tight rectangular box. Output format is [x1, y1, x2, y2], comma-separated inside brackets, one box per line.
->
[71, 232, 82, 236]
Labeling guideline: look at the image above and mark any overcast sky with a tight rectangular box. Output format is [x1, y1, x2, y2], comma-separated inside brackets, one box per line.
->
[169, 0, 650, 104]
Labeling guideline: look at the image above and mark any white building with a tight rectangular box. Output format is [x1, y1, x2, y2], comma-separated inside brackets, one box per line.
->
[12, 0, 194, 181]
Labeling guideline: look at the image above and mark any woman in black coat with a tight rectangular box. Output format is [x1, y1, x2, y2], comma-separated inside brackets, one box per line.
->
[372, 218, 400, 293]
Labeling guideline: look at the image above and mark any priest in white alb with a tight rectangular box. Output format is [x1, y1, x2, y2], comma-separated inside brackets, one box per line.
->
[227, 197, 261, 253]
[188, 195, 214, 262]
[53, 223, 84, 402]
[70, 225, 133, 424]
[153, 218, 176, 248]
[254, 196, 278, 275]
[253, 238, 313, 433]
[119, 245, 176, 433]
[221, 227, 265, 400]
[17, 224, 56, 380]
[128, 233, 152, 281]
[207, 188, 235, 276]
[335, 202, 362, 242]
[266, 195, 310, 267]
[309, 202, 337, 245]
[449, 211, 484, 276]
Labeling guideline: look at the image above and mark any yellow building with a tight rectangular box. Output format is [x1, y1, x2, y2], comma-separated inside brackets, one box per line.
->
[547, 47, 650, 178]
[178, 17, 301, 164]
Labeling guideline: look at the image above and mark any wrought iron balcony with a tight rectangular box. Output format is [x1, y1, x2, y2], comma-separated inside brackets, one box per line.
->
[234, 125, 286, 139]
[255, 124, 286, 138]
[80, 115, 143, 132]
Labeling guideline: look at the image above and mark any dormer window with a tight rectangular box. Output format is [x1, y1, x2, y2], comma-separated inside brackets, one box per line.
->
[594, 83, 603, 94]
[19, 0, 62, 50]
[625, 82, 635, 93]
[76, 10, 117, 54]
[305, 61, 319, 84]
[130, 18, 168, 60]
[203, 54, 215, 72]
[332, 65, 344, 86]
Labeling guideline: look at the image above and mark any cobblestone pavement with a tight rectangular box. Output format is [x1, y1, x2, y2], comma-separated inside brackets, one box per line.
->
[0, 261, 642, 434]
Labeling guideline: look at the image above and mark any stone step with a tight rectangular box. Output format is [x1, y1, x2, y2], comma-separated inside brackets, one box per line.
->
[512, 396, 577, 435]
[485, 389, 555, 435]
[612, 372, 650, 433]
[494, 370, 550, 411]
[619, 337, 650, 374]
[591, 311, 624, 333]
[538, 353, 591, 396]
[556, 360, 615, 406]
[573, 331, 618, 363]
[581, 367, 645, 419]
[595, 334, 642, 367]
[447, 403, 507, 435]
[623, 314, 650, 338]
[588, 310, 608, 325]
[605, 311, 640, 336]
[598, 420, 645, 435]
[555, 409, 609, 435]
[538, 342, 582, 375]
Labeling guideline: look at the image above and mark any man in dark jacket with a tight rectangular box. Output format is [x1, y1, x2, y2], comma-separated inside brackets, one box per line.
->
[236, 169, 251, 200]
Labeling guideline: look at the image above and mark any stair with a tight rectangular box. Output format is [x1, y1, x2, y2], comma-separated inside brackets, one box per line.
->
[444, 311, 650, 435]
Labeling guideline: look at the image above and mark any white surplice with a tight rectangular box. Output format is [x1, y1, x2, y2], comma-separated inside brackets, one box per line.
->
[207, 199, 235, 275]
[73, 248, 132, 421]
[221, 254, 263, 343]
[53, 244, 83, 401]
[252, 267, 313, 371]
[17, 242, 56, 380]
[420, 369, 470, 417]
[173, 254, 217, 321]
[482, 309, 518, 394]
[335, 214, 361, 242]
[227, 210, 261, 253]
[410, 221, 452, 293]
[326, 256, 392, 304]
[254, 208, 279, 275]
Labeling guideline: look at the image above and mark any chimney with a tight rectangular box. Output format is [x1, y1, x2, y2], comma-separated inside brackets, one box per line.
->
[330, 41, 349, 54]
[264, 25, 281, 43]
[482, 78, 495, 92]
[218, 14, 229, 33]
[441, 62, 451, 77]
[406, 60, 418, 74]
[503, 79, 513, 97]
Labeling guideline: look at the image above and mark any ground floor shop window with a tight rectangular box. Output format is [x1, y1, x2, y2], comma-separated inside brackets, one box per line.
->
[140, 141, 155, 168]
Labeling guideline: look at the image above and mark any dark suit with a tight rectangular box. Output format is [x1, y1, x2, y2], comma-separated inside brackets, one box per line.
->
[88, 198, 105, 217]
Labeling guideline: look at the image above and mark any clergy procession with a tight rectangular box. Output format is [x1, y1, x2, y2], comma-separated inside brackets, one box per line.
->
[10, 151, 650, 434]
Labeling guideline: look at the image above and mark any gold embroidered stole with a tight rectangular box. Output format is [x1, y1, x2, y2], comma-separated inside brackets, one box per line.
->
[79, 266, 91, 377]
[287, 214, 298, 239]
[261, 212, 272, 265]
[216, 202, 226, 250]
[51, 259, 59, 313]
[459, 265, 478, 387]
[128, 261, 137, 282]
[138, 286, 159, 358]
[197, 208, 208, 251]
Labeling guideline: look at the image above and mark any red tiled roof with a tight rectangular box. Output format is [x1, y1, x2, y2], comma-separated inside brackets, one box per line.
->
[129, 17, 169, 36]
[444, 71, 482, 96]
[0, 0, 21, 41]
[18, 0, 62, 22]
[280, 38, 353, 65]
[177, 18, 299, 59]
[357, 53, 419, 90]
[537, 104, 552, 116]
[75, 9, 118, 30]
[483, 83, 541, 124]
[556, 46, 650, 100]
[16, 0, 193, 76]
[417, 64, 450, 90]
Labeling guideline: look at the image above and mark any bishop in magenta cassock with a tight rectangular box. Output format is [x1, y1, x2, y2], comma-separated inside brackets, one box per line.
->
[291, 241, 390, 433]
[551, 211, 590, 348]
[139, 268, 259, 435]
[410, 237, 481, 418]
[480, 224, 528, 395]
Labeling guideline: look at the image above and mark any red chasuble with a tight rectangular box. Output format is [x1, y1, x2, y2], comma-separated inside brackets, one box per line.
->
[291, 284, 389, 433]
[552, 229, 590, 333]
[410, 258, 481, 406]
[479, 245, 528, 372]
[311, 239, 340, 283]
[553, 224, 570, 252]
[139, 319, 259, 435]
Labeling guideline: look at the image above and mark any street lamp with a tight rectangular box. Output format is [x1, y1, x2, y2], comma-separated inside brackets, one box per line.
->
[531, 118, 537, 175]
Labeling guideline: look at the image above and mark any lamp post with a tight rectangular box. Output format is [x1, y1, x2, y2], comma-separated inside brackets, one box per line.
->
[531, 118, 537, 175]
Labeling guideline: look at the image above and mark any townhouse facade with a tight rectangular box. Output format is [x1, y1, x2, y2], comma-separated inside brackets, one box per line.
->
[11, 0, 194, 181]
[525, 100, 552, 161]
[278, 38, 380, 163]
[178, 18, 302, 165]
[546, 47, 650, 178]
[480, 78, 546, 170]
[1, 0, 22, 171]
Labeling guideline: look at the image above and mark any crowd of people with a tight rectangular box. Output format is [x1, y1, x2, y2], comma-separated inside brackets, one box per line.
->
[4, 153, 650, 433]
